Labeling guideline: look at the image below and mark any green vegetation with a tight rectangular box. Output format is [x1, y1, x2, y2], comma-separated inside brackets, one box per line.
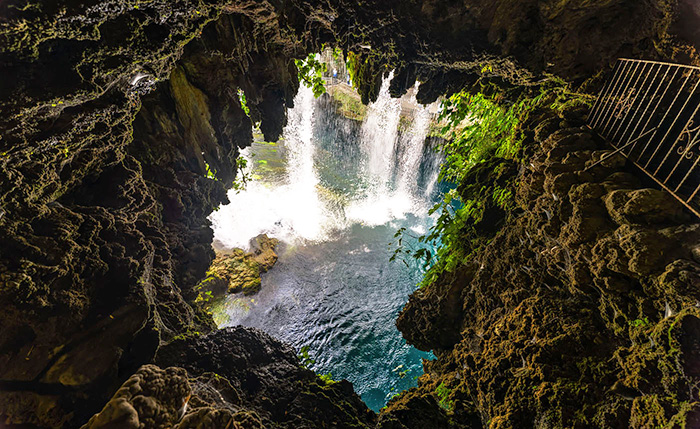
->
[319, 372, 338, 384]
[295, 53, 327, 98]
[299, 345, 316, 368]
[195, 289, 214, 305]
[435, 382, 455, 411]
[232, 157, 249, 192]
[345, 50, 389, 103]
[346, 52, 360, 89]
[238, 89, 250, 116]
[391, 79, 594, 286]
[204, 160, 218, 181]
[204, 156, 250, 193]
[629, 317, 650, 328]
[298, 345, 338, 384]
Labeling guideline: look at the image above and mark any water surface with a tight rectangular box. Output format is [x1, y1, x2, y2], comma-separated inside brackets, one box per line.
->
[211, 79, 442, 411]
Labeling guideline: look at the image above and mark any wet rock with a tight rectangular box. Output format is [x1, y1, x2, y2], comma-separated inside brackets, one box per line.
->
[561, 183, 611, 244]
[610, 380, 642, 400]
[81, 363, 269, 429]
[248, 234, 280, 271]
[195, 234, 279, 298]
[534, 117, 562, 143]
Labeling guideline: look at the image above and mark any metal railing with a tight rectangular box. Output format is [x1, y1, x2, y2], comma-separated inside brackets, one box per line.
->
[587, 58, 700, 218]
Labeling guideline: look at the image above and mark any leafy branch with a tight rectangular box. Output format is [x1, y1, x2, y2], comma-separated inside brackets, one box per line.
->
[295, 53, 327, 98]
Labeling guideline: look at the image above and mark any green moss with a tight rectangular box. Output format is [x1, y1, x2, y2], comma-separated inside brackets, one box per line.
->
[630, 395, 668, 428]
[328, 86, 367, 121]
[345, 50, 387, 104]
[435, 382, 455, 411]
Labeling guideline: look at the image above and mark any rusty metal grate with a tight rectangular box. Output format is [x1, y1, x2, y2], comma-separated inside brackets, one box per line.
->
[587, 58, 700, 218]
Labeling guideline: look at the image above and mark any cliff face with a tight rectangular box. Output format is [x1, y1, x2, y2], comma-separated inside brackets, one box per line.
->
[390, 109, 700, 428]
[0, 0, 697, 427]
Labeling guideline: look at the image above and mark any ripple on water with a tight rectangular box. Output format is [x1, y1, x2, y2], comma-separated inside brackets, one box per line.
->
[210, 81, 441, 412]
[215, 224, 435, 411]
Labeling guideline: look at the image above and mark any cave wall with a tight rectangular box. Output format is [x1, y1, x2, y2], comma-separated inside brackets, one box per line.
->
[82, 327, 376, 428]
[0, 1, 329, 425]
[388, 109, 700, 428]
[0, 0, 697, 427]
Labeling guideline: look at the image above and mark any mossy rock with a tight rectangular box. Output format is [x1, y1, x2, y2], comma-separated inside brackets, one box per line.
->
[196, 234, 279, 302]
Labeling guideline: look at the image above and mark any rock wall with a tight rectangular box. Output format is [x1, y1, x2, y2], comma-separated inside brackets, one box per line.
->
[388, 108, 700, 428]
[0, 2, 323, 425]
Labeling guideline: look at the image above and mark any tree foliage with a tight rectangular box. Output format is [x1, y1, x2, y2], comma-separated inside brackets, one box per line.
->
[295, 53, 328, 98]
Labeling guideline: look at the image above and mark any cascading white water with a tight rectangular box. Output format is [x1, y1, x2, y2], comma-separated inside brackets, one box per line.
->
[211, 85, 335, 249]
[286, 87, 318, 192]
[210, 73, 443, 413]
[359, 71, 402, 188]
[397, 93, 434, 195]
[345, 80, 438, 227]
[212, 75, 440, 247]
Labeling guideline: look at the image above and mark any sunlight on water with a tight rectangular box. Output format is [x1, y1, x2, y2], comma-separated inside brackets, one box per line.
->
[210, 76, 442, 412]
[212, 81, 439, 248]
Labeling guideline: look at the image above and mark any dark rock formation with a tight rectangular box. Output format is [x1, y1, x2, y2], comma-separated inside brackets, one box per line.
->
[390, 107, 700, 428]
[84, 327, 375, 428]
[0, 0, 698, 427]
[82, 365, 191, 429]
[1, 2, 317, 425]
[155, 326, 376, 428]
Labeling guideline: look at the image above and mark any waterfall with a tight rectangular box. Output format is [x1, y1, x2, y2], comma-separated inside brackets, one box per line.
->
[397, 93, 434, 195]
[209, 72, 443, 415]
[281, 86, 331, 240]
[359, 71, 402, 190]
[211, 85, 335, 249]
[286, 87, 318, 190]
[346, 78, 439, 227]
[211, 75, 442, 248]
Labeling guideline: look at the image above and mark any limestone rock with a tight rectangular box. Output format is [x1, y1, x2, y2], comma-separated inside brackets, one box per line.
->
[155, 326, 376, 428]
[605, 188, 690, 225]
[82, 365, 190, 429]
[196, 234, 279, 300]
[392, 107, 700, 428]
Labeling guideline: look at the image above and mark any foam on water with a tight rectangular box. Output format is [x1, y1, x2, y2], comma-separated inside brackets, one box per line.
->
[210, 76, 442, 412]
[211, 86, 344, 249]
